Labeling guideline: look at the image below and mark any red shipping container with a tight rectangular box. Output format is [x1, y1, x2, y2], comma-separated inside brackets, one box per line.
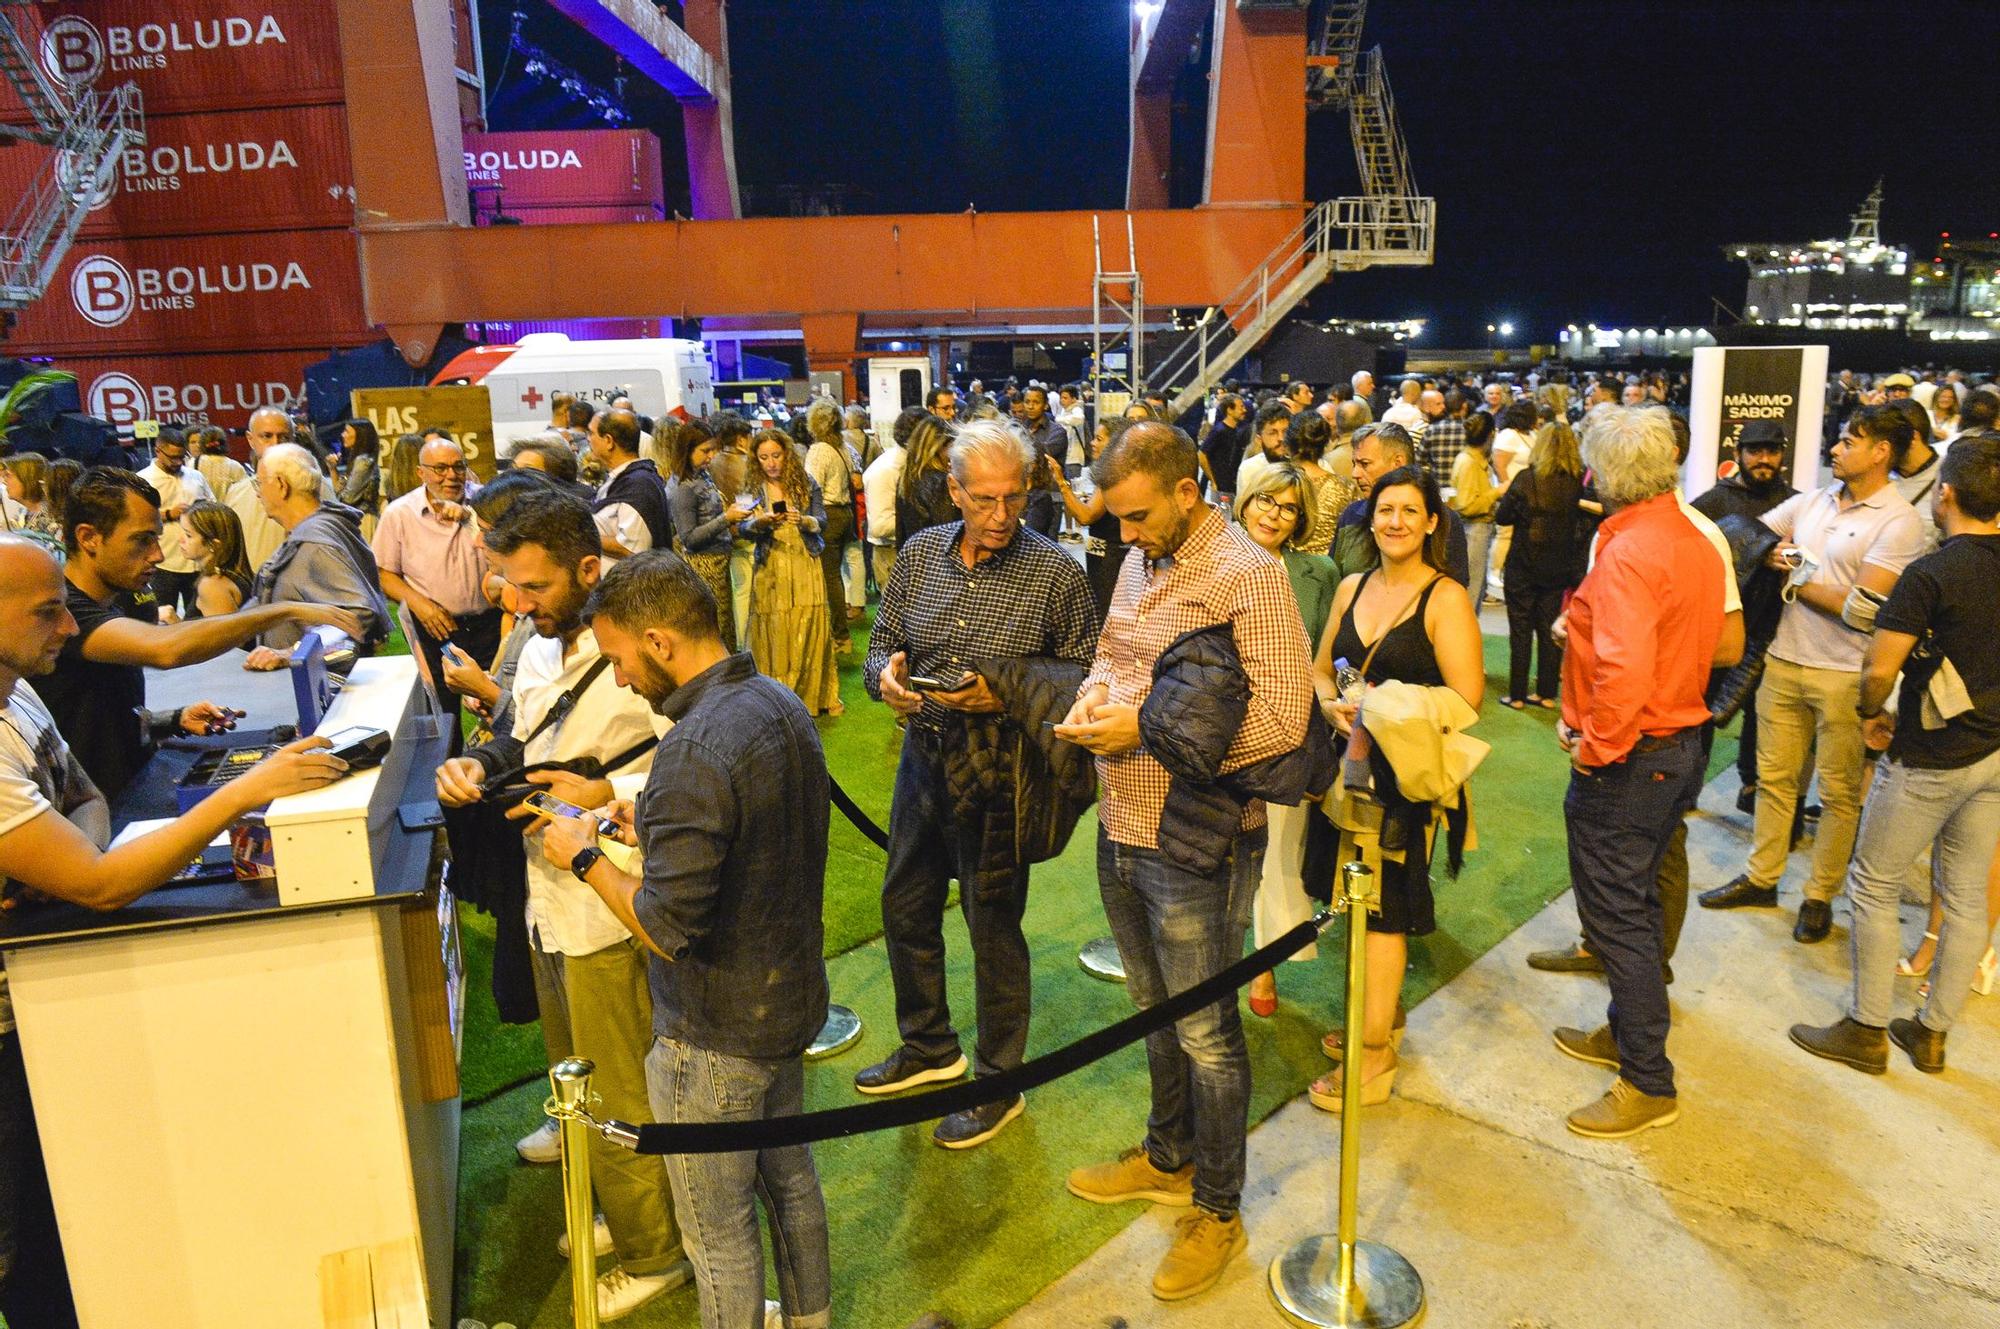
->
[0, 1, 343, 119]
[0, 104, 353, 238]
[6, 231, 372, 356]
[54, 349, 323, 432]
[462, 130, 665, 210]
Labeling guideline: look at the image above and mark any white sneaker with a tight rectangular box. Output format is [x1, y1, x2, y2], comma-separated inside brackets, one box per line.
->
[596, 1262, 691, 1321]
[515, 1118, 562, 1165]
[555, 1213, 613, 1259]
[765, 1299, 783, 1329]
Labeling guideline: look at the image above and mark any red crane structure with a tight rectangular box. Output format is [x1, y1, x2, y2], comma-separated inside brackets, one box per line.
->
[341, 0, 1431, 402]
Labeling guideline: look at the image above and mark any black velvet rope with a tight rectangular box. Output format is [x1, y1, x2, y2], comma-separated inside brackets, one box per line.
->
[827, 775, 890, 849]
[605, 913, 1331, 1155]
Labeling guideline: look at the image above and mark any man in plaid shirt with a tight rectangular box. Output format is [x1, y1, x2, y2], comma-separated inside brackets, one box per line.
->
[1419, 388, 1467, 488]
[1055, 421, 1312, 1302]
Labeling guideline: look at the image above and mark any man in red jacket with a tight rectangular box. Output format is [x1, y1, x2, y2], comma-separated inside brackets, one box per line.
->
[1553, 407, 1725, 1139]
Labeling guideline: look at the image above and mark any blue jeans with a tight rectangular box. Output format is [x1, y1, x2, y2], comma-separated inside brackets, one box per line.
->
[1097, 825, 1265, 1216]
[645, 1039, 831, 1329]
[1463, 518, 1495, 610]
[1846, 748, 2000, 1033]
[1565, 729, 1702, 1098]
[881, 727, 1032, 1078]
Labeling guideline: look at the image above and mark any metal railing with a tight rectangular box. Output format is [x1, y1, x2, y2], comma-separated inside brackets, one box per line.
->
[0, 6, 66, 139]
[0, 82, 144, 307]
[1349, 47, 1417, 202]
[1146, 194, 1433, 408]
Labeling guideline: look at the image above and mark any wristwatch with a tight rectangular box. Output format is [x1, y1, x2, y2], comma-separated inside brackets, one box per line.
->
[569, 845, 606, 883]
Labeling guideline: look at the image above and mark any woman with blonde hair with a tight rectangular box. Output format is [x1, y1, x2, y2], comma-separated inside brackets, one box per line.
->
[896, 412, 957, 545]
[1931, 384, 1960, 443]
[740, 428, 842, 716]
[1492, 416, 1584, 707]
[1232, 460, 1338, 1017]
[178, 500, 255, 617]
[1, 451, 63, 552]
[804, 397, 863, 648]
[385, 432, 424, 502]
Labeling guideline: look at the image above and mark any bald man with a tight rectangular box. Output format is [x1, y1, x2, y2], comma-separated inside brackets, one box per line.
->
[372, 437, 499, 745]
[0, 534, 346, 1326]
[223, 407, 336, 571]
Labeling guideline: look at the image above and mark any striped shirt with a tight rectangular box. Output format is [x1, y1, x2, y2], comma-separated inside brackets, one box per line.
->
[864, 521, 1097, 731]
[1083, 509, 1314, 848]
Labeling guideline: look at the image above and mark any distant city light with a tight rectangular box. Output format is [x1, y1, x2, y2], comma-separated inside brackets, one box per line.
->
[1498, 322, 1514, 337]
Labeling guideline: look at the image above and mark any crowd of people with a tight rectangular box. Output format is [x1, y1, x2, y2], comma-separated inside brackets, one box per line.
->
[0, 354, 1997, 1327]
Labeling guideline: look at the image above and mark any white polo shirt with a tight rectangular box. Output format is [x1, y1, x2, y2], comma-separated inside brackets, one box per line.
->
[1762, 482, 1925, 672]
[510, 627, 669, 957]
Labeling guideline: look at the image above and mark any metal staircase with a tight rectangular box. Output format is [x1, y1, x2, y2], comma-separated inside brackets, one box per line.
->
[1147, 194, 1434, 417]
[1144, 8, 1433, 416]
[1091, 213, 1144, 413]
[0, 6, 65, 138]
[1306, 0, 1367, 106]
[0, 4, 145, 309]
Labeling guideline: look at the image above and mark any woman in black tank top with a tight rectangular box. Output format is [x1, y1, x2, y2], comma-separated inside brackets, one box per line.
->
[1306, 466, 1486, 1112]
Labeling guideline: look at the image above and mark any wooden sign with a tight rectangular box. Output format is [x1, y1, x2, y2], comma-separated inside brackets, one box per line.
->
[350, 385, 496, 481]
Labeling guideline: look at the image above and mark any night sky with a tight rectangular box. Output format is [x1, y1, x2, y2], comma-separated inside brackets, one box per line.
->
[483, 0, 2000, 345]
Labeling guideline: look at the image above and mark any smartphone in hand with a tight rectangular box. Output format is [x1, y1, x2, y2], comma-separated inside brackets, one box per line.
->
[522, 790, 620, 838]
[907, 671, 976, 693]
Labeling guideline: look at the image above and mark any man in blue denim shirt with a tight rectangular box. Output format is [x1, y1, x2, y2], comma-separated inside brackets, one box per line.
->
[540, 549, 831, 1329]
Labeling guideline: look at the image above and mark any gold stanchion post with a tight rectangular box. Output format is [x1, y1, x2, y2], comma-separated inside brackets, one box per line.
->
[548, 1058, 601, 1329]
[1269, 861, 1425, 1328]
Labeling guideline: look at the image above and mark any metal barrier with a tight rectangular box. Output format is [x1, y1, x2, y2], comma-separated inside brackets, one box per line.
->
[547, 1059, 605, 1329]
[1268, 862, 1425, 1328]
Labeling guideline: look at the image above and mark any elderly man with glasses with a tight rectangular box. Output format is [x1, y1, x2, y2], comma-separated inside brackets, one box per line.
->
[856, 419, 1097, 1149]
[372, 436, 500, 746]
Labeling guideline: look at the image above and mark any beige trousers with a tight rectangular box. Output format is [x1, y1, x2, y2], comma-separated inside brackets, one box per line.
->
[1749, 658, 1866, 902]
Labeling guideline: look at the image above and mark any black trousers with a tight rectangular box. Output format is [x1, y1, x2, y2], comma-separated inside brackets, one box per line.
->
[881, 727, 1032, 1078]
[410, 607, 504, 755]
[1505, 580, 1566, 699]
[149, 568, 200, 619]
[819, 504, 857, 646]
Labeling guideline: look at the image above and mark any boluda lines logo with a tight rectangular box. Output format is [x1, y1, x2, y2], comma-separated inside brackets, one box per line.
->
[70, 255, 132, 327]
[112, 138, 302, 201]
[64, 253, 312, 328]
[68, 251, 313, 326]
[40, 14, 289, 86]
[89, 370, 302, 428]
[463, 148, 586, 185]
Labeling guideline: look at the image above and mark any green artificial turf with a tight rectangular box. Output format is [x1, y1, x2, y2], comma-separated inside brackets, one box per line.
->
[449, 630, 1618, 1329]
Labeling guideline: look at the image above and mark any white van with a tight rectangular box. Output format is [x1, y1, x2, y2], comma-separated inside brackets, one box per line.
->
[462, 334, 717, 457]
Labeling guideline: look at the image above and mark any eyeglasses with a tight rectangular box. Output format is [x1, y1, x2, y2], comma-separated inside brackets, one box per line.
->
[421, 462, 470, 476]
[1246, 493, 1303, 522]
[960, 490, 1029, 515]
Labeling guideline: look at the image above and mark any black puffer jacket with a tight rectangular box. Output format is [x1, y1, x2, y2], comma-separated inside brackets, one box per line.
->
[1705, 513, 1786, 725]
[938, 655, 1095, 904]
[1139, 624, 1335, 874]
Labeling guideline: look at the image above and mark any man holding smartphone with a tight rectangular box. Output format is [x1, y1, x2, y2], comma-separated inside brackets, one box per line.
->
[1700, 405, 1925, 943]
[432, 492, 689, 1322]
[858, 419, 1096, 1149]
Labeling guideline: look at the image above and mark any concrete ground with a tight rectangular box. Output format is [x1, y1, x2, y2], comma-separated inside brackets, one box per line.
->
[1006, 766, 2000, 1329]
